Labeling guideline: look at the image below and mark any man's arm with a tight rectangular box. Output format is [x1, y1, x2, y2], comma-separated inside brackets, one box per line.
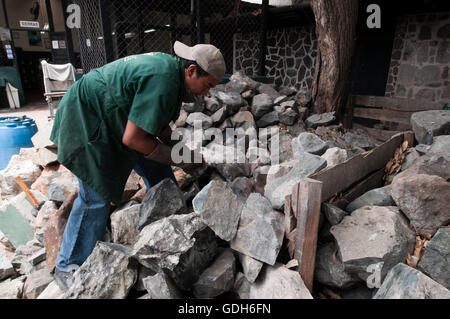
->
[158, 124, 177, 146]
[122, 120, 159, 155]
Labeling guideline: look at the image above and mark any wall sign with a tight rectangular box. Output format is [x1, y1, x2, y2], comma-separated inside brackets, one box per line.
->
[20, 21, 40, 28]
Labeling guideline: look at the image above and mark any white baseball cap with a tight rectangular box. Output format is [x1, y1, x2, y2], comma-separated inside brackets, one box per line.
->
[174, 41, 226, 81]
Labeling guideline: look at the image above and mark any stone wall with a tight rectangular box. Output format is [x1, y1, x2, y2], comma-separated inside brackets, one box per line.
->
[234, 25, 317, 90]
[385, 12, 450, 103]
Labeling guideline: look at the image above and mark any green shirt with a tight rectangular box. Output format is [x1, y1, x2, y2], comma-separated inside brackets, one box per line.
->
[50, 53, 185, 204]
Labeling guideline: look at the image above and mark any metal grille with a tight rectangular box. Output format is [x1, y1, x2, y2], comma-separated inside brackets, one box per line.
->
[108, 0, 192, 59]
[200, 0, 262, 76]
[74, 0, 264, 77]
[73, 0, 106, 73]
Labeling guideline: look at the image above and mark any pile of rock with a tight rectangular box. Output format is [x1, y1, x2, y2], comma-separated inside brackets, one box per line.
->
[0, 72, 448, 299]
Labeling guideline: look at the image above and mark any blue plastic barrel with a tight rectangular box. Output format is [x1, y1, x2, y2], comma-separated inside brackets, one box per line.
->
[0, 116, 38, 170]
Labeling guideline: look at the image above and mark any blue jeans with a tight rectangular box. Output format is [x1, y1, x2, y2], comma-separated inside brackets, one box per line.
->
[55, 156, 176, 272]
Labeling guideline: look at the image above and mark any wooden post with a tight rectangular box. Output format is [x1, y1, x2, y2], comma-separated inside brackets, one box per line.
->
[294, 178, 323, 293]
[343, 94, 354, 129]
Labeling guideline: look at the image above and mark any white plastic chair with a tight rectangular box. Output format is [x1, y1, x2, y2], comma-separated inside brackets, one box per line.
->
[41, 60, 76, 119]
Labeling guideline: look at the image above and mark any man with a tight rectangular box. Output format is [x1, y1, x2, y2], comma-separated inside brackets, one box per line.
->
[50, 41, 226, 291]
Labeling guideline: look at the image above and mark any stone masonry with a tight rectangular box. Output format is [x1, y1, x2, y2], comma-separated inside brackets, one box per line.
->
[385, 12, 450, 104]
[234, 25, 317, 90]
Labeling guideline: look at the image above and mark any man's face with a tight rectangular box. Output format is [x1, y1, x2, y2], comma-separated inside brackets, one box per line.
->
[185, 64, 218, 96]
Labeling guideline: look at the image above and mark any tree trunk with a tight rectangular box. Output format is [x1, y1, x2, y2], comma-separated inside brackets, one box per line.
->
[311, 0, 359, 114]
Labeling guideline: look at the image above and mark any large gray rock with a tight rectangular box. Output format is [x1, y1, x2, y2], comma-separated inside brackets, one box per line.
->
[315, 241, 361, 289]
[10, 239, 44, 275]
[138, 178, 187, 230]
[237, 253, 264, 283]
[230, 193, 284, 265]
[279, 108, 298, 126]
[199, 180, 244, 241]
[428, 135, 450, 159]
[247, 263, 313, 299]
[418, 228, 450, 289]
[192, 181, 213, 214]
[211, 106, 228, 125]
[229, 177, 254, 202]
[132, 212, 218, 291]
[265, 160, 297, 186]
[391, 173, 450, 235]
[0, 252, 15, 280]
[291, 132, 329, 156]
[182, 99, 204, 113]
[230, 111, 256, 132]
[233, 272, 252, 299]
[346, 186, 395, 213]
[373, 263, 450, 299]
[256, 111, 279, 128]
[264, 153, 327, 210]
[204, 96, 221, 113]
[251, 94, 273, 120]
[0, 275, 26, 299]
[343, 131, 378, 150]
[321, 147, 348, 167]
[64, 242, 137, 299]
[214, 91, 245, 114]
[202, 143, 251, 182]
[322, 203, 349, 226]
[330, 206, 416, 281]
[225, 72, 259, 93]
[0, 155, 42, 198]
[19, 147, 58, 168]
[110, 204, 141, 246]
[192, 249, 236, 298]
[410, 110, 450, 144]
[186, 112, 213, 129]
[257, 84, 281, 99]
[143, 272, 183, 299]
[398, 153, 450, 181]
[22, 268, 54, 299]
[270, 132, 294, 164]
[305, 112, 336, 129]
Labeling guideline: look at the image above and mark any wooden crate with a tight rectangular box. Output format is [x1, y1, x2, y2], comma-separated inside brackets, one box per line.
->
[343, 95, 443, 141]
[288, 131, 414, 294]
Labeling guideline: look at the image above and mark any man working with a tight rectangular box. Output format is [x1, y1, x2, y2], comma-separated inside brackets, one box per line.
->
[49, 41, 226, 291]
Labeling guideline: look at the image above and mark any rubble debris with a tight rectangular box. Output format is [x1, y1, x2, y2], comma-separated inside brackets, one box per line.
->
[2, 70, 448, 300]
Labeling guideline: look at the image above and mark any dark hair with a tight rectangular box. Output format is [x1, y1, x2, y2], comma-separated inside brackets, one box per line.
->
[182, 59, 209, 77]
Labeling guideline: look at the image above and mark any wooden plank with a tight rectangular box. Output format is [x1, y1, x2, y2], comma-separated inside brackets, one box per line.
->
[330, 168, 385, 209]
[353, 107, 412, 125]
[353, 95, 443, 112]
[352, 123, 402, 142]
[309, 132, 405, 202]
[294, 178, 323, 293]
